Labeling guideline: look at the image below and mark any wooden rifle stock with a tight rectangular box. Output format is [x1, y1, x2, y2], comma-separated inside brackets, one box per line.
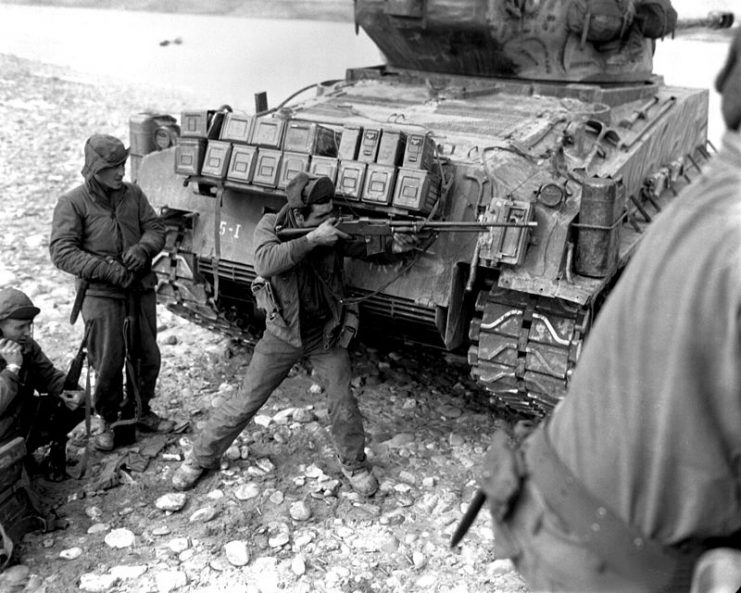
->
[63, 323, 92, 391]
[276, 217, 537, 240]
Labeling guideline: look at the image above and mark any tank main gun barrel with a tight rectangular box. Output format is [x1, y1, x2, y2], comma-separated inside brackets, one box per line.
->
[675, 11, 735, 31]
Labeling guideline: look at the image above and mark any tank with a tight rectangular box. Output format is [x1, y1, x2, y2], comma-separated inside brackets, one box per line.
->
[130, 2, 734, 417]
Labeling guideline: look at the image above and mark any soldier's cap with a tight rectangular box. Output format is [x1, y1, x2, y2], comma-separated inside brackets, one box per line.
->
[285, 172, 335, 209]
[0, 288, 40, 322]
[80, 134, 130, 180]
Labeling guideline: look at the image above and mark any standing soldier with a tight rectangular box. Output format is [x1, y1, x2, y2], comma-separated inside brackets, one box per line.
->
[0, 288, 83, 481]
[49, 134, 173, 451]
[458, 26, 741, 593]
[172, 173, 415, 495]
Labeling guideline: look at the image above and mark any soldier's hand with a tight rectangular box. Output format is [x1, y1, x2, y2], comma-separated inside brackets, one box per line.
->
[60, 389, 85, 411]
[0, 339, 23, 367]
[391, 232, 418, 254]
[122, 245, 148, 271]
[306, 218, 351, 247]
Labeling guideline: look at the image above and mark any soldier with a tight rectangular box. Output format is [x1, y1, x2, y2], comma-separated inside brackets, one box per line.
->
[0, 288, 83, 481]
[460, 26, 741, 593]
[172, 173, 415, 495]
[49, 134, 173, 452]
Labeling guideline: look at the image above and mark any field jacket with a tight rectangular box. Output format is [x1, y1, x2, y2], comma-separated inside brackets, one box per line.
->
[0, 339, 66, 443]
[253, 206, 392, 349]
[49, 180, 165, 298]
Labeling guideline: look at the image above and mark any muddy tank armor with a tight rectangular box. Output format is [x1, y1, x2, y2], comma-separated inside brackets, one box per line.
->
[130, 2, 734, 417]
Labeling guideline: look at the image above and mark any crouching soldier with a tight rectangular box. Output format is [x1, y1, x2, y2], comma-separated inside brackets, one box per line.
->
[0, 288, 84, 481]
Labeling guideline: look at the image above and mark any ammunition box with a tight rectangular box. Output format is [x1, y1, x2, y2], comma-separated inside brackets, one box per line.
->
[336, 161, 367, 200]
[200, 141, 233, 180]
[252, 149, 283, 188]
[0, 437, 39, 542]
[403, 133, 436, 170]
[357, 128, 382, 163]
[250, 118, 287, 149]
[175, 138, 207, 176]
[338, 125, 363, 160]
[362, 164, 397, 205]
[376, 130, 407, 166]
[180, 110, 211, 138]
[226, 145, 258, 184]
[283, 122, 341, 156]
[278, 152, 311, 189]
[219, 113, 254, 144]
[392, 167, 441, 214]
[310, 156, 339, 183]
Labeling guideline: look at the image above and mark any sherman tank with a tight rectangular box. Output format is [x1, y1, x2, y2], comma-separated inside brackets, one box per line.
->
[129, 1, 733, 417]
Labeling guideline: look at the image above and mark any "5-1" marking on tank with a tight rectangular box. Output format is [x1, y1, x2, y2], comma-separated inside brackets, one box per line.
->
[219, 222, 242, 239]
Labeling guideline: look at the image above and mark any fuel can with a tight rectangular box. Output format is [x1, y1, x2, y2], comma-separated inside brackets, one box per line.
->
[575, 177, 625, 278]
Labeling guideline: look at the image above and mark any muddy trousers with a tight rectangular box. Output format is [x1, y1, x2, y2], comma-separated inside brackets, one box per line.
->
[192, 330, 367, 470]
[81, 291, 160, 424]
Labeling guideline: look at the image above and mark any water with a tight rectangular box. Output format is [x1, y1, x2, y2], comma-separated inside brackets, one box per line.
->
[0, 4, 733, 144]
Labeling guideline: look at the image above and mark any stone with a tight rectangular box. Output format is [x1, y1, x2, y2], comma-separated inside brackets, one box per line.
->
[269, 490, 284, 504]
[152, 526, 171, 536]
[154, 570, 188, 592]
[438, 404, 463, 419]
[155, 492, 188, 512]
[1, 564, 30, 585]
[449, 433, 465, 447]
[59, 546, 83, 559]
[309, 383, 323, 394]
[104, 528, 135, 549]
[240, 445, 250, 459]
[253, 414, 271, 427]
[224, 540, 250, 567]
[293, 408, 317, 423]
[87, 523, 110, 534]
[110, 565, 148, 580]
[289, 501, 312, 521]
[167, 537, 190, 553]
[225, 445, 241, 461]
[206, 489, 225, 500]
[78, 573, 120, 592]
[255, 458, 275, 473]
[189, 506, 217, 523]
[234, 482, 260, 501]
[85, 506, 102, 520]
[291, 553, 306, 576]
[267, 522, 290, 548]
[412, 551, 426, 569]
[381, 433, 415, 448]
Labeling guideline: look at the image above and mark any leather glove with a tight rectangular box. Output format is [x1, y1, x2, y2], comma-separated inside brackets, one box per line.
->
[99, 260, 135, 289]
[122, 245, 148, 271]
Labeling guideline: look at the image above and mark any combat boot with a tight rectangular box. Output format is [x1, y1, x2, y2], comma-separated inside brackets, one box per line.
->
[93, 423, 114, 452]
[137, 410, 175, 433]
[339, 457, 379, 497]
[172, 455, 205, 491]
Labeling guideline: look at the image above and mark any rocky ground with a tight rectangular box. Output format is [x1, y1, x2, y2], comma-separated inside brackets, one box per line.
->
[0, 54, 528, 593]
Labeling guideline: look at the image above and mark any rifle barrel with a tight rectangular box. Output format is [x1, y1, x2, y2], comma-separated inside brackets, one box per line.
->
[276, 220, 536, 239]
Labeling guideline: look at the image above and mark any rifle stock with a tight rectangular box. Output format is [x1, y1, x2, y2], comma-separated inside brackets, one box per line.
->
[63, 323, 92, 391]
[276, 217, 537, 240]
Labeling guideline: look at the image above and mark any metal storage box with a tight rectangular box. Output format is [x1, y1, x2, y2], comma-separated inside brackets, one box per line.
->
[278, 152, 311, 189]
[403, 133, 436, 170]
[392, 167, 440, 213]
[357, 128, 382, 163]
[376, 130, 407, 166]
[226, 145, 258, 183]
[200, 141, 233, 179]
[338, 125, 363, 160]
[250, 118, 286, 149]
[252, 149, 283, 187]
[175, 138, 207, 176]
[336, 161, 367, 199]
[219, 113, 254, 144]
[283, 122, 340, 156]
[310, 156, 339, 183]
[362, 164, 397, 205]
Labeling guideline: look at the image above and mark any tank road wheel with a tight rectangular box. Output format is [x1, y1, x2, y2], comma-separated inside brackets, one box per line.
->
[468, 287, 590, 418]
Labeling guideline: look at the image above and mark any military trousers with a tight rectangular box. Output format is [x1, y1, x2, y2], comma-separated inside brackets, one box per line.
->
[81, 291, 160, 424]
[192, 329, 367, 470]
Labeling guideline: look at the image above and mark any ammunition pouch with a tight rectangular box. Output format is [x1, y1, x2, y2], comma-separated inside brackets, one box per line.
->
[251, 276, 282, 321]
[337, 306, 360, 349]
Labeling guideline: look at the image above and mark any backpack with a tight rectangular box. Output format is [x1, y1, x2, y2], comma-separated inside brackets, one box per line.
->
[633, 0, 677, 38]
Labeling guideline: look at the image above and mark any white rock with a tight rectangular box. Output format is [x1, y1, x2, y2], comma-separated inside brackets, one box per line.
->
[207, 489, 225, 500]
[104, 528, 135, 549]
[304, 464, 328, 480]
[289, 501, 312, 521]
[239, 445, 250, 460]
[87, 523, 110, 534]
[225, 445, 242, 460]
[59, 546, 83, 560]
[234, 482, 261, 500]
[256, 458, 275, 473]
[381, 433, 415, 448]
[254, 414, 272, 427]
[189, 506, 217, 523]
[78, 573, 120, 592]
[152, 526, 171, 536]
[272, 407, 296, 423]
[85, 506, 103, 520]
[291, 553, 306, 576]
[110, 565, 148, 580]
[308, 383, 323, 394]
[167, 537, 190, 553]
[416, 574, 438, 588]
[412, 551, 426, 569]
[154, 570, 188, 592]
[267, 523, 290, 548]
[224, 540, 250, 567]
[269, 490, 284, 504]
[155, 492, 188, 512]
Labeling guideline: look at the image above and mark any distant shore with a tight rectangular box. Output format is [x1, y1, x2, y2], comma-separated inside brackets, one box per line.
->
[0, 0, 352, 21]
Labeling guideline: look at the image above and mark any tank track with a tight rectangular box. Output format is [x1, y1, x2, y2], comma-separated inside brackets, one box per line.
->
[468, 287, 589, 417]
